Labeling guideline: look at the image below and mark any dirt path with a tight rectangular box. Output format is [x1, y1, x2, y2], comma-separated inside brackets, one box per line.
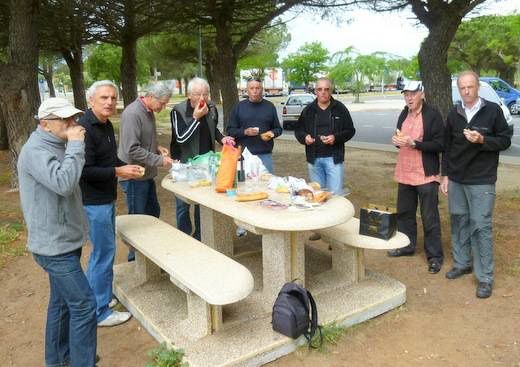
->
[1, 140, 519, 367]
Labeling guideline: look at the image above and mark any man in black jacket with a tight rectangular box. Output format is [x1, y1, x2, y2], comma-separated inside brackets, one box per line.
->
[79, 80, 142, 326]
[387, 81, 444, 274]
[441, 71, 512, 298]
[294, 77, 355, 196]
[170, 77, 234, 240]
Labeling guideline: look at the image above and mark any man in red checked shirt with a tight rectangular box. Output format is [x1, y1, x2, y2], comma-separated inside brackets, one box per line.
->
[387, 81, 445, 276]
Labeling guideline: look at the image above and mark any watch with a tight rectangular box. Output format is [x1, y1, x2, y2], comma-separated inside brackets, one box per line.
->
[411, 141, 416, 148]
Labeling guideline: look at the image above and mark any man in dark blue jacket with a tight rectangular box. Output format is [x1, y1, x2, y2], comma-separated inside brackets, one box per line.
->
[227, 78, 282, 173]
[294, 77, 355, 196]
[441, 71, 512, 298]
[79, 80, 142, 326]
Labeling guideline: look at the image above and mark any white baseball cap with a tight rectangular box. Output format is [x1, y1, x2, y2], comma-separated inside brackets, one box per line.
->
[401, 80, 423, 93]
[37, 98, 84, 120]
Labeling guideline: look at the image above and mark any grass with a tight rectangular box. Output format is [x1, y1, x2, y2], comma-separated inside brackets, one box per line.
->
[0, 222, 27, 268]
[145, 343, 189, 367]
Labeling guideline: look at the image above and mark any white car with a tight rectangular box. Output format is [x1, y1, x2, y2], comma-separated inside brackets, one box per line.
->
[451, 79, 513, 124]
[281, 93, 315, 130]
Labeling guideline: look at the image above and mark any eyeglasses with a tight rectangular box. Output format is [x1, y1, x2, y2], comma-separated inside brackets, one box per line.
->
[315, 88, 330, 92]
[40, 115, 80, 123]
[191, 93, 209, 98]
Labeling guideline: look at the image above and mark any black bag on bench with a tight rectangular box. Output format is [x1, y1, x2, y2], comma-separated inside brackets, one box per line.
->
[272, 282, 321, 347]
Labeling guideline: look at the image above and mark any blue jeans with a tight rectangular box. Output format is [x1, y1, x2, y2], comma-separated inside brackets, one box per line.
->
[120, 179, 160, 261]
[33, 249, 97, 367]
[84, 203, 116, 323]
[448, 180, 496, 283]
[175, 197, 201, 240]
[308, 157, 344, 195]
[256, 153, 273, 173]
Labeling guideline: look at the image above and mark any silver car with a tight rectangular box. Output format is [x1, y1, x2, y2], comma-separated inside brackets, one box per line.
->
[281, 93, 315, 130]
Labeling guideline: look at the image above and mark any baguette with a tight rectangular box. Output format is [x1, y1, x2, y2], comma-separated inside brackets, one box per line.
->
[235, 191, 268, 202]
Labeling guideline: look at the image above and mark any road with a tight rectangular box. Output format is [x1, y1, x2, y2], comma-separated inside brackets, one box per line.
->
[272, 95, 520, 161]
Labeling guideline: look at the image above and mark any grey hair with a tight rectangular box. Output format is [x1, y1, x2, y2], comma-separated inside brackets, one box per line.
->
[144, 83, 172, 99]
[86, 80, 118, 99]
[316, 77, 334, 88]
[187, 77, 210, 94]
[457, 70, 480, 85]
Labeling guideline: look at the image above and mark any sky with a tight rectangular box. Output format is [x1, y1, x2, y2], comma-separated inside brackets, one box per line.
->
[279, 0, 520, 60]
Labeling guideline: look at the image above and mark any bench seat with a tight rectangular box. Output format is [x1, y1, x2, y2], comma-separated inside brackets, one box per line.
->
[315, 217, 410, 283]
[317, 217, 409, 250]
[115, 214, 254, 339]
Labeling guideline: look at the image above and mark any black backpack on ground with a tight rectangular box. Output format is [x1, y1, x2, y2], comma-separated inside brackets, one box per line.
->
[272, 282, 322, 347]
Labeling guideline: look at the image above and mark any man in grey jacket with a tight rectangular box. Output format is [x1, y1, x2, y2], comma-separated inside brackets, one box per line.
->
[118, 83, 174, 261]
[18, 98, 97, 367]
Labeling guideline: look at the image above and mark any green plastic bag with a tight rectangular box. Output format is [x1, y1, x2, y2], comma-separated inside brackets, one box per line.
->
[188, 151, 221, 166]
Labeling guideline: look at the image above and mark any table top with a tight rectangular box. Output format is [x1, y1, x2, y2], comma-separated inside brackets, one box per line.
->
[161, 175, 354, 232]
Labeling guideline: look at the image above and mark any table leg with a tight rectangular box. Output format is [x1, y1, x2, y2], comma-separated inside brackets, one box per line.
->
[199, 205, 235, 256]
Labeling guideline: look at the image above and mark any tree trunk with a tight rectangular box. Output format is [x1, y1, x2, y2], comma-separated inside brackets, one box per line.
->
[213, 26, 238, 130]
[0, 0, 40, 188]
[120, 37, 138, 106]
[42, 65, 56, 97]
[62, 48, 87, 110]
[205, 61, 222, 105]
[418, 19, 460, 120]
[0, 107, 8, 150]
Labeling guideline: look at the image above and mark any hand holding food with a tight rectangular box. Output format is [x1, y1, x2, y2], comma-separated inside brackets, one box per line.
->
[260, 131, 275, 141]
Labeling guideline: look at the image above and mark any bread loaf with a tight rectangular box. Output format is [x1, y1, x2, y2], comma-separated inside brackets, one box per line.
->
[235, 192, 268, 202]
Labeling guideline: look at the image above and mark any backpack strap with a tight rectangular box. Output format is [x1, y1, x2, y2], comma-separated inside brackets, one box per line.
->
[306, 289, 323, 349]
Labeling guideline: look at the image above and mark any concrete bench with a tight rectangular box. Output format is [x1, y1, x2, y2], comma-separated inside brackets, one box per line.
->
[316, 217, 410, 283]
[115, 214, 254, 340]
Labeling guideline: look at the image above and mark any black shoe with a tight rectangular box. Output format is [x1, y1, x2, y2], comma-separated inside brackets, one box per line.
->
[428, 260, 441, 274]
[387, 247, 415, 257]
[445, 267, 472, 279]
[476, 282, 492, 298]
[309, 233, 321, 241]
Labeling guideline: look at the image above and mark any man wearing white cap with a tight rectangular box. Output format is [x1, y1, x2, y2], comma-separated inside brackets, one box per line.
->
[18, 98, 97, 367]
[387, 81, 445, 275]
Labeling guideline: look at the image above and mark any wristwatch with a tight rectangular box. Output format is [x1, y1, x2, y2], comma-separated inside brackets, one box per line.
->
[410, 141, 416, 148]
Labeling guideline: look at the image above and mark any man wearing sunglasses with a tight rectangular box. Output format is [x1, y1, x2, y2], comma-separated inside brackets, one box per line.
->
[295, 77, 356, 197]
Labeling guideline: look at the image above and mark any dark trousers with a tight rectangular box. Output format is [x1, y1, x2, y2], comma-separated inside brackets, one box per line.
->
[397, 182, 443, 262]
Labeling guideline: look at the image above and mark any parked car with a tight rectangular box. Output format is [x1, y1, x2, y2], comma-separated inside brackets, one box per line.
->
[281, 93, 315, 129]
[479, 77, 520, 115]
[451, 79, 513, 124]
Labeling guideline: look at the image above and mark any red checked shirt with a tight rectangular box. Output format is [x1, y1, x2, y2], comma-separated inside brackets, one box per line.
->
[394, 110, 440, 186]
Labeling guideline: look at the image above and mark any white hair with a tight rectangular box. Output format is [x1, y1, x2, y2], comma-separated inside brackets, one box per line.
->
[187, 77, 210, 94]
[144, 83, 172, 99]
[86, 80, 118, 99]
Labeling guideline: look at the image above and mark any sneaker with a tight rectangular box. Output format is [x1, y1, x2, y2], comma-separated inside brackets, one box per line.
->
[97, 311, 131, 327]
[108, 298, 118, 308]
[236, 227, 247, 237]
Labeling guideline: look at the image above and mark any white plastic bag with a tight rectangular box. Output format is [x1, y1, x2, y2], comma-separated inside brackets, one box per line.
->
[241, 147, 268, 180]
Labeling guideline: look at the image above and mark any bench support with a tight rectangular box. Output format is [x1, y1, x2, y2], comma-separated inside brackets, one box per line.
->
[185, 292, 212, 339]
[135, 251, 162, 283]
[322, 236, 366, 284]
